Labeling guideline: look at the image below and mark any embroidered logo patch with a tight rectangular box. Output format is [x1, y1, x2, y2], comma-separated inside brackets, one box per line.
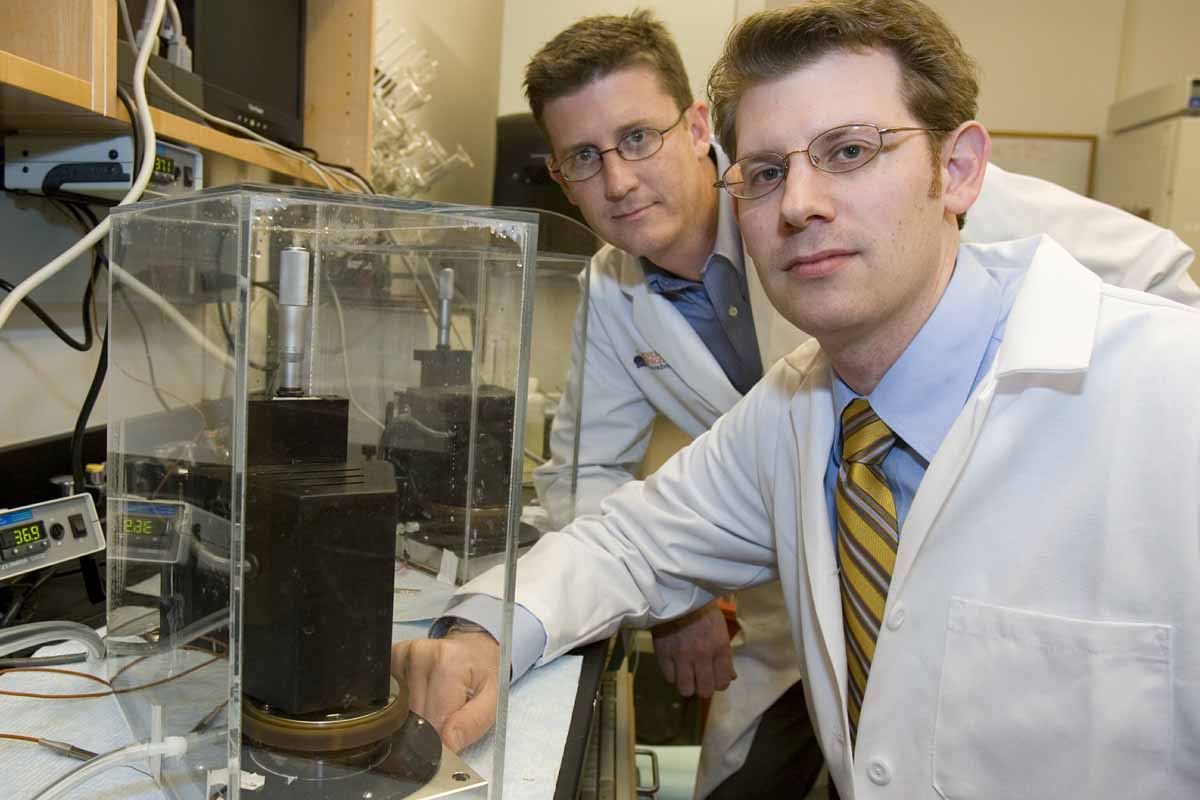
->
[633, 351, 669, 370]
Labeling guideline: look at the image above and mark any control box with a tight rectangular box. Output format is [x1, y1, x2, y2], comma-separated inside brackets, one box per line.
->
[3, 134, 203, 200]
[0, 494, 104, 581]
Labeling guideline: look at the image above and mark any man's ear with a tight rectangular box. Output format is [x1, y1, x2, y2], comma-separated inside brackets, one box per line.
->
[687, 101, 713, 158]
[940, 121, 990, 220]
[545, 154, 579, 207]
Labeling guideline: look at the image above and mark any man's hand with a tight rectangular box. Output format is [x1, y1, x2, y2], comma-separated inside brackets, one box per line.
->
[391, 632, 500, 752]
[650, 601, 736, 698]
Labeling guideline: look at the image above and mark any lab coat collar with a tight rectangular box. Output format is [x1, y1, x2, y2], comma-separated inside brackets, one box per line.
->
[986, 234, 1101, 377]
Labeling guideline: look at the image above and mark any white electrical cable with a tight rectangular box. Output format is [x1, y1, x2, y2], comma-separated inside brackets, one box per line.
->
[142, 64, 338, 190]
[325, 276, 385, 430]
[116, 0, 355, 192]
[32, 736, 188, 800]
[0, 0, 166, 335]
[109, 262, 235, 369]
[165, 0, 183, 43]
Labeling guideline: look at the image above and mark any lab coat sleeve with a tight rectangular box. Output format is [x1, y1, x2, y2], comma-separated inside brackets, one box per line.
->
[532, 264, 658, 527]
[464, 365, 792, 665]
[965, 163, 1200, 307]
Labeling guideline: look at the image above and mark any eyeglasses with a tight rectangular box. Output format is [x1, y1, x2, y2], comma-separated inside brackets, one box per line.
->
[714, 123, 948, 200]
[550, 110, 688, 183]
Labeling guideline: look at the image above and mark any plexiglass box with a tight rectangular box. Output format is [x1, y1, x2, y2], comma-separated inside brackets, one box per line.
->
[103, 185, 575, 800]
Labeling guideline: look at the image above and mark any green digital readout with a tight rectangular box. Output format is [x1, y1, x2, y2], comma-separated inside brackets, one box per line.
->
[153, 154, 176, 175]
[0, 521, 45, 549]
[125, 516, 169, 537]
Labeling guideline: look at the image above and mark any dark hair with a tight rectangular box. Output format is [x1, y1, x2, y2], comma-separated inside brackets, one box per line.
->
[524, 9, 693, 129]
[709, 0, 979, 195]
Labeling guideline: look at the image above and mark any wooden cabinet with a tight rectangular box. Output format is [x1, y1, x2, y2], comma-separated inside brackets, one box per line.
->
[0, 0, 373, 182]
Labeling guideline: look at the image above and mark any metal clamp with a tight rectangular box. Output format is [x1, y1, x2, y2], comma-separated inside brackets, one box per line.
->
[635, 748, 660, 798]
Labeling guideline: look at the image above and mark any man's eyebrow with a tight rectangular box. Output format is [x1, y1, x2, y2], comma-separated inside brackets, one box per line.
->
[559, 118, 658, 157]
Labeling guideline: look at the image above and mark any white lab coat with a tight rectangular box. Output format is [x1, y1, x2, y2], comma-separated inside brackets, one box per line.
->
[475, 235, 1200, 798]
[531, 163, 1200, 798]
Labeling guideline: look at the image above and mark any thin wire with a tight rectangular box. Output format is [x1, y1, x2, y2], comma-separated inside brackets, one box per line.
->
[326, 275, 385, 430]
[115, 286, 173, 414]
[0, 733, 39, 744]
[0, 278, 91, 351]
[0, 650, 221, 700]
[1, 567, 58, 628]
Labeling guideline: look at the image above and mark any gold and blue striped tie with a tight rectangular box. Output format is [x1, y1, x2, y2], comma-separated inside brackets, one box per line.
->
[836, 398, 899, 740]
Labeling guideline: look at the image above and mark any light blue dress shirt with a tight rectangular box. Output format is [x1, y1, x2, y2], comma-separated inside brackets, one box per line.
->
[824, 247, 1026, 531]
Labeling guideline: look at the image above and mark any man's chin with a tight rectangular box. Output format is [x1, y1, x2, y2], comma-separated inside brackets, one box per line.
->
[605, 229, 667, 262]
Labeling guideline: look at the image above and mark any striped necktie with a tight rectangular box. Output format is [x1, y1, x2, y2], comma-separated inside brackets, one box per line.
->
[835, 398, 899, 740]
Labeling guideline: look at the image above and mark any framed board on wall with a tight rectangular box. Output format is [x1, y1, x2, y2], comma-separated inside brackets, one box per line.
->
[987, 131, 1098, 197]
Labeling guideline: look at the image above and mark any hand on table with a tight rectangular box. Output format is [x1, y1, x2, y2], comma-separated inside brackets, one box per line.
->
[391, 631, 500, 752]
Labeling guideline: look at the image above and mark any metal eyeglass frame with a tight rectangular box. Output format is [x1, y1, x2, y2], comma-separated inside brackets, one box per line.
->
[714, 123, 948, 200]
[550, 109, 689, 183]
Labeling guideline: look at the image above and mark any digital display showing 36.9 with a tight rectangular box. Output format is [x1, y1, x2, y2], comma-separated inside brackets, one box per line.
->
[1, 521, 44, 548]
[0, 520, 49, 560]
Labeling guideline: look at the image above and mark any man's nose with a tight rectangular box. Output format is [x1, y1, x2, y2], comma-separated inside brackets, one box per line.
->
[602, 153, 639, 201]
[778, 158, 836, 230]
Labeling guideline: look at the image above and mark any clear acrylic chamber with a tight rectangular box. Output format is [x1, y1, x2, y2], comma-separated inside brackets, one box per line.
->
[102, 185, 594, 800]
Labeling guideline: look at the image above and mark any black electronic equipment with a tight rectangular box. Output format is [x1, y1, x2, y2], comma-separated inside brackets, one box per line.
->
[120, 0, 306, 147]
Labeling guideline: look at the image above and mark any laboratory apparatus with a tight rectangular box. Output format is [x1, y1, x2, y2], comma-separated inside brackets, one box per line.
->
[102, 184, 554, 800]
[0, 494, 104, 581]
[396, 208, 603, 582]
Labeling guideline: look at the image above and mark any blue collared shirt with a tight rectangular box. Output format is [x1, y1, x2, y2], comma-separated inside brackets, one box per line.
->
[823, 246, 1027, 531]
[641, 149, 762, 395]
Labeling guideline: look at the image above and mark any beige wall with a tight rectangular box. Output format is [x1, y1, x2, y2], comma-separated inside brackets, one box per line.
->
[762, 0, 1126, 136]
[498, 0, 750, 118]
[377, 0, 503, 205]
[1117, 0, 1200, 102]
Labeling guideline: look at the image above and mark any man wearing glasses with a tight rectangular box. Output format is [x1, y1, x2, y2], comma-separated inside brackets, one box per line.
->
[394, 7, 1200, 797]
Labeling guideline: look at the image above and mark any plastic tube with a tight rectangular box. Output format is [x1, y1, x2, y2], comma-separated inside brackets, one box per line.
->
[32, 736, 188, 800]
[0, 621, 105, 661]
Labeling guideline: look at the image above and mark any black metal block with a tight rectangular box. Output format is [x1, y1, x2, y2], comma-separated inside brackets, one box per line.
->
[247, 396, 348, 466]
[243, 461, 397, 717]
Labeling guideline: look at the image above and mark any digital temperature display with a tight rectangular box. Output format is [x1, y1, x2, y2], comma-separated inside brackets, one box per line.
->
[153, 154, 176, 175]
[0, 519, 50, 561]
[1, 521, 45, 547]
[125, 516, 169, 537]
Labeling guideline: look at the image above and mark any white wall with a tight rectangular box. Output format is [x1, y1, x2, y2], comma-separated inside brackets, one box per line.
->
[761, 0, 1126, 137]
[498, 0, 745, 118]
[377, 0, 504, 205]
[1117, 0, 1200, 102]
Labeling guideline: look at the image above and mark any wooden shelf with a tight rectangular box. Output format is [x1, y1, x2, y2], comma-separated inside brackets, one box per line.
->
[116, 104, 321, 183]
[0, 50, 91, 111]
[0, 0, 373, 186]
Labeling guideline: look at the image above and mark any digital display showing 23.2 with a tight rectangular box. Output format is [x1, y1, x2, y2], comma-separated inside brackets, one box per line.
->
[125, 516, 170, 537]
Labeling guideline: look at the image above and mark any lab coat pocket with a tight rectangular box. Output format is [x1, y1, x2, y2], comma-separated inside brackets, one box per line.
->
[932, 597, 1171, 800]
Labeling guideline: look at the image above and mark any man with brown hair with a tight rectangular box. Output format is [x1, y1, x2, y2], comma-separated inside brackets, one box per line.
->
[395, 4, 1200, 797]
